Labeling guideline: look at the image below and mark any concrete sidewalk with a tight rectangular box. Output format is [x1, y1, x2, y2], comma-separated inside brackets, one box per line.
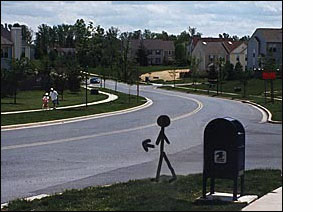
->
[241, 187, 282, 211]
[1, 86, 118, 115]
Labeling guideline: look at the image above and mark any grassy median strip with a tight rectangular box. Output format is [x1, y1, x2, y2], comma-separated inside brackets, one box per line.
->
[1, 88, 146, 126]
[2, 169, 282, 211]
[160, 78, 282, 122]
[1, 88, 107, 112]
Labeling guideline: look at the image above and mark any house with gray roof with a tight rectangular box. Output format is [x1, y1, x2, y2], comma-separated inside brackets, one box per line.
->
[130, 39, 175, 65]
[247, 28, 282, 70]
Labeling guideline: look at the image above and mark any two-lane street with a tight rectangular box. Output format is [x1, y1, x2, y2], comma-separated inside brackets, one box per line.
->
[1, 80, 282, 203]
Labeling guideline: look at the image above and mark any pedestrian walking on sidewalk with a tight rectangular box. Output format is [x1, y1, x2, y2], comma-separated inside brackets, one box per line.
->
[42, 93, 50, 110]
[49, 88, 58, 109]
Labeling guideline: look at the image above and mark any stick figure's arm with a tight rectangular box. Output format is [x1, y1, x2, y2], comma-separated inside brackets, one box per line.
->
[164, 135, 170, 144]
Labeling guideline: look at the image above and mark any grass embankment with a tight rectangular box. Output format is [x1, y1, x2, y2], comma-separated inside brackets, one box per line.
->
[161, 78, 282, 122]
[1, 88, 146, 126]
[1, 88, 106, 112]
[3, 169, 282, 211]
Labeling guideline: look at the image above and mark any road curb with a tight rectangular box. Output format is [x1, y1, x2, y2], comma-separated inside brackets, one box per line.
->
[1, 97, 153, 131]
[1, 193, 52, 209]
[1, 87, 118, 115]
[241, 100, 282, 124]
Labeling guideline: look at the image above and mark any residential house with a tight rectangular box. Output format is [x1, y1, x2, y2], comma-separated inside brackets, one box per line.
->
[191, 40, 229, 73]
[191, 38, 248, 73]
[130, 39, 175, 65]
[247, 28, 282, 70]
[186, 36, 231, 58]
[223, 41, 248, 71]
[1, 24, 32, 70]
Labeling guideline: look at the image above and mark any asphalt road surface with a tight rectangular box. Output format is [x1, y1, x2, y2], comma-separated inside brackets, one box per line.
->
[1, 80, 282, 203]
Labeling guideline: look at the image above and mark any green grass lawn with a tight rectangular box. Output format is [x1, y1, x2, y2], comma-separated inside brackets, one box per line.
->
[1, 88, 146, 126]
[184, 78, 282, 97]
[1, 88, 107, 112]
[150, 77, 207, 84]
[3, 169, 282, 211]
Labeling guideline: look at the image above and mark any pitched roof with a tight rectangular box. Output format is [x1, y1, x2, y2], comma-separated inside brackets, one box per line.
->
[198, 41, 228, 55]
[1, 36, 13, 45]
[255, 28, 282, 43]
[1, 25, 12, 41]
[222, 41, 247, 53]
[130, 39, 175, 50]
[192, 37, 232, 47]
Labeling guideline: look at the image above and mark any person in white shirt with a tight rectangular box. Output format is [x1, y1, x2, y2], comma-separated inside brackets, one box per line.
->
[49, 88, 58, 109]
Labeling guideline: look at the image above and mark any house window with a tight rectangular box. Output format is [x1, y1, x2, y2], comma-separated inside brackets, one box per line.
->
[253, 53, 255, 58]
[268, 44, 277, 53]
[209, 55, 214, 62]
[1, 47, 9, 58]
[155, 58, 161, 64]
[168, 51, 171, 55]
[236, 55, 240, 62]
[245, 55, 247, 61]
[156, 50, 161, 55]
[147, 50, 152, 55]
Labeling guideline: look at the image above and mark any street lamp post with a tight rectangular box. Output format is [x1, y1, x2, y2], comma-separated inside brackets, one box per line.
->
[85, 65, 88, 108]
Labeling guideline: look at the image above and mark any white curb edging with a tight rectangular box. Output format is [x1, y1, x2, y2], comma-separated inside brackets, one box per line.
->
[241, 100, 282, 124]
[1, 86, 118, 115]
[1, 97, 152, 131]
[1, 194, 52, 209]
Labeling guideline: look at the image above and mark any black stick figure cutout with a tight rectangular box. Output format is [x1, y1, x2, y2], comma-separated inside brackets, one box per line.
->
[142, 115, 177, 183]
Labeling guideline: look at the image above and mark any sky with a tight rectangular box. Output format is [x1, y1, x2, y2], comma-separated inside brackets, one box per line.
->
[1, 1, 282, 38]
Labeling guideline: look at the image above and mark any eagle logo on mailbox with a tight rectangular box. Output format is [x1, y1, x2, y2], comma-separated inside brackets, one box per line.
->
[214, 150, 227, 164]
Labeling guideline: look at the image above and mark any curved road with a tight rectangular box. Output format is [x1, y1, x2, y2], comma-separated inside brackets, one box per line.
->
[1, 80, 282, 203]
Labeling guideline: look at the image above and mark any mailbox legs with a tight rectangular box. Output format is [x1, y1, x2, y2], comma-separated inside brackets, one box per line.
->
[233, 178, 238, 201]
[240, 175, 244, 196]
[202, 174, 207, 198]
[210, 177, 215, 195]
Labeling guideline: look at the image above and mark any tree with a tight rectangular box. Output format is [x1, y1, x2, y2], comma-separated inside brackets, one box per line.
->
[234, 61, 243, 80]
[240, 35, 250, 41]
[136, 40, 148, 66]
[175, 43, 187, 66]
[143, 29, 152, 39]
[21, 25, 33, 45]
[190, 56, 201, 91]
[105, 26, 120, 90]
[217, 57, 226, 94]
[131, 30, 142, 39]
[35, 24, 51, 58]
[239, 68, 254, 98]
[188, 26, 196, 37]
[223, 61, 235, 80]
[120, 32, 132, 82]
[10, 58, 33, 103]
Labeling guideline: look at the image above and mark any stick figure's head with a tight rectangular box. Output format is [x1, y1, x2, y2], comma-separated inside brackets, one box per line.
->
[157, 115, 170, 128]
